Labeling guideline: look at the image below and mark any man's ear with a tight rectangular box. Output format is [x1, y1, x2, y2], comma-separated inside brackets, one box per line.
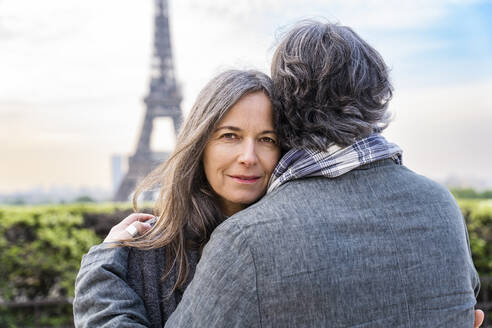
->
[474, 309, 484, 328]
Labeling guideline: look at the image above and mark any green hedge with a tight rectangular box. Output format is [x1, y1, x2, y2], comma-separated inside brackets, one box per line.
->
[0, 203, 138, 327]
[0, 200, 491, 327]
[452, 188, 492, 199]
[458, 199, 492, 276]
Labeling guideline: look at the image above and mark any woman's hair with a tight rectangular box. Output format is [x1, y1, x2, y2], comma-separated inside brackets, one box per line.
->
[120, 69, 273, 293]
[271, 20, 393, 149]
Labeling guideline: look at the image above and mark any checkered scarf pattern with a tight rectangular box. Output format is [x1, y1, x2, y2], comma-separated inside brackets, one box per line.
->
[267, 134, 403, 193]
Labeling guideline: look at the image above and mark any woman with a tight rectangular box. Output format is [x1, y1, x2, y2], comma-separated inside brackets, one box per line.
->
[73, 69, 281, 327]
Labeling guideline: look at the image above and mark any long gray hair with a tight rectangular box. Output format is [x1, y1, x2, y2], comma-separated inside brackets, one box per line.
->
[271, 20, 392, 149]
[121, 69, 273, 292]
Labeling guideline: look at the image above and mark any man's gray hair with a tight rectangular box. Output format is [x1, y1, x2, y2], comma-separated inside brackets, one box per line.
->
[271, 20, 393, 149]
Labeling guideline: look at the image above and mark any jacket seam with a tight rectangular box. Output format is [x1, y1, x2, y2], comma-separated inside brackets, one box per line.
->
[386, 220, 412, 327]
[228, 219, 262, 328]
[248, 245, 262, 328]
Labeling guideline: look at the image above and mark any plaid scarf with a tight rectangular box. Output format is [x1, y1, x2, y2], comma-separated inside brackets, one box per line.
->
[267, 134, 403, 193]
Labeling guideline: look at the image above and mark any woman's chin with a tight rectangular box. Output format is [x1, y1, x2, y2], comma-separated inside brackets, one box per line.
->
[221, 193, 266, 216]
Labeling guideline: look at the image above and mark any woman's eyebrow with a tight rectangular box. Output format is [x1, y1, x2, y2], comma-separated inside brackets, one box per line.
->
[214, 126, 241, 132]
[260, 130, 276, 134]
[214, 126, 276, 135]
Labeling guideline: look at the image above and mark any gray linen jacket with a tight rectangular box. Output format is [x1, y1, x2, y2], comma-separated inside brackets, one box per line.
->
[74, 159, 479, 327]
[74, 242, 199, 328]
[164, 159, 479, 327]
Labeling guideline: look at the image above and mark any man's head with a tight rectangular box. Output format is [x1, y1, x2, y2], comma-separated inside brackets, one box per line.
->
[271, 20, 393, 150]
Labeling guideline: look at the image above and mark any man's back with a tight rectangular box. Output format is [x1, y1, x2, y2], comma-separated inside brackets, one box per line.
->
[165, 159, 479, 327]
[232, 159, 479, 327]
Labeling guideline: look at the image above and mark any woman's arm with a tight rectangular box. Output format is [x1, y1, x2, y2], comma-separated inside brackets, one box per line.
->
[73, 243, 151, 328]
[73, 213, 155, 328]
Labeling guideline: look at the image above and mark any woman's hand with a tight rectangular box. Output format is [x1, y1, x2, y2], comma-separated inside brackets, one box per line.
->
[103, 213, 155, 243]
[475, 309, 484, 328]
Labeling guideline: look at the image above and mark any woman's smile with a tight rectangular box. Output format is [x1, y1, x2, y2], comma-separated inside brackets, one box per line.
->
[228, 174, 262, 184]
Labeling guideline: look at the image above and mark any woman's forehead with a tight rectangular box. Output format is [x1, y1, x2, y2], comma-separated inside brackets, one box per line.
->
[218, 92, 275, 129]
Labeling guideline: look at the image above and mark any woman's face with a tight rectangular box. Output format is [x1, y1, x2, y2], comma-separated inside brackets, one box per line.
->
[203, 91, 281, 216]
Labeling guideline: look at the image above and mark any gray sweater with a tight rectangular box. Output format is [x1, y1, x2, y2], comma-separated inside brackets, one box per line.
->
[127, 247, 200, 327]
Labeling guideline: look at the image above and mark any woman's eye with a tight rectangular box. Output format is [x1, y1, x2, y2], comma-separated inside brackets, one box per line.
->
[260, 137, 277, 144]
[221, 133, 237, 139]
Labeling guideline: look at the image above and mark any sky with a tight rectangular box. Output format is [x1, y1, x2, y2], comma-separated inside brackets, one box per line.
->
[0, 0, 491, 193]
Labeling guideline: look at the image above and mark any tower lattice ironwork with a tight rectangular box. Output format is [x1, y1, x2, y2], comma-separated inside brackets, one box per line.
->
[114, 0, 182, 201]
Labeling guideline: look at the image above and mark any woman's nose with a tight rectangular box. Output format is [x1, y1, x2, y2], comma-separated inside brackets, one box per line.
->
[238, 139, 258, 166]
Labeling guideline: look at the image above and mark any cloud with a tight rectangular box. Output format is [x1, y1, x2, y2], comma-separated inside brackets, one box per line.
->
[177, 0, 489, 39]
[385, 81, 492, 180]
[179, 0, 450, 29]
[0, 21, 13, 40]
[0, 0, 87, 43]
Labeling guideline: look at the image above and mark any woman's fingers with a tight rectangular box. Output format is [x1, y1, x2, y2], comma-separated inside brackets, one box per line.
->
[104, 213, 156, 243]
[119, 213, 155, 227]
[125, 221, 152, 237]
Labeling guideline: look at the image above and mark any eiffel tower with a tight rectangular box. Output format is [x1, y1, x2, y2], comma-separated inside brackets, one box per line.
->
[114, 0, 182, 201]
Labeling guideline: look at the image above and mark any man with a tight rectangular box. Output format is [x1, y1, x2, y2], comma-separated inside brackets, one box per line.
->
[165, 21, 481, 327]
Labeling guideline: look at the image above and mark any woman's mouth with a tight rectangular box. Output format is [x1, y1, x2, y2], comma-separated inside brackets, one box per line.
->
[229, 175, 261, 184]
